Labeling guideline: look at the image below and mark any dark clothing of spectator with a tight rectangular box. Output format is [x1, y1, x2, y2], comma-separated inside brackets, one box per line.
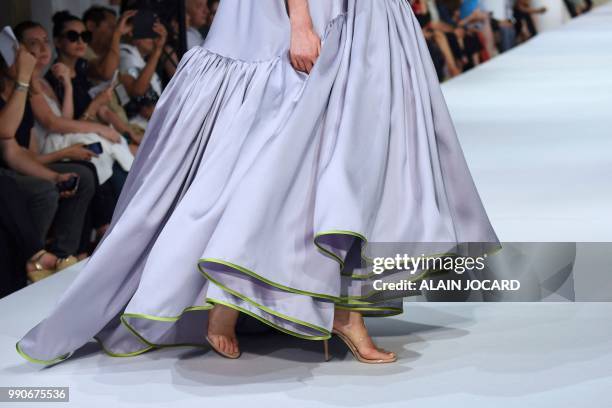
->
[45, 58, 93, 120]
[0, 97, 34, 169]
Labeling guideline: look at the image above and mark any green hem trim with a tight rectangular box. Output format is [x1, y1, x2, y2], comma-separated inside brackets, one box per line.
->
[199, 257, 348, 301]
[15, 341, 71, 366]
[198, 264, 331, 338]
[122, 304, 214, 323]
[15, 228, 502, 364]
[205, 297, 331, 340]
[315, 229, 504, 279]
[93, 336, 154, 358]
[118, 303, 216, 349]
[199, 256, 440, 303]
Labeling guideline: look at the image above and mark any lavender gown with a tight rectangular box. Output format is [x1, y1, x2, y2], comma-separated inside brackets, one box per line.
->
[16, 0, 500, 364]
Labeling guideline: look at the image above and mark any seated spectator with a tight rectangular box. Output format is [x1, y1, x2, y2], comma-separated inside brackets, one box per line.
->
[83, 6, 135, 82]
[435, 0, 485, 72]
[513, 0, 546, 42]
[15, 20, 134, 201]
[83, 6, 145, 153]
[0, 46, 94, 279]
[493, 0, 517, 52]
[564, 0, 592, 16]
[186, 0, 210, 50]
[119, 10, 167, 129]
[119, 0, 178, 84]
[0, 174, 61, 291]
[208, 0, 220, 24]
[459, 0, 498, 59]
[411, 0, 455, 79]
[45, 11, 137, 165]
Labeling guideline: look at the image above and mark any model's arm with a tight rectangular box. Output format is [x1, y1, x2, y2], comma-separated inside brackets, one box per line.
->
[286, 0, 321, 74]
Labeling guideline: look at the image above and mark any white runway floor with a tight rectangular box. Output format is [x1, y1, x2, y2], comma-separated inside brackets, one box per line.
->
[2, 4, 612, 407]
[443, 3, 612, 242]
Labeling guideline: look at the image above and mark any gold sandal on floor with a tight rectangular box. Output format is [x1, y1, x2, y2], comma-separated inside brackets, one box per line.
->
[55, 255, 78, 271]
[205, 335, 242, 359]
[26, 249, 56, 283]
[323, 329, 397, 364]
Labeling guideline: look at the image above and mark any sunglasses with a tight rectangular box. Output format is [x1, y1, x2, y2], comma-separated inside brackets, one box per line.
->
[61, 30, 92, 44]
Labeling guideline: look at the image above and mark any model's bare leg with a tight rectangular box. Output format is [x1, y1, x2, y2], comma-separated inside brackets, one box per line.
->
[333, 308, 396, 361]
[207, 304, 240, 355]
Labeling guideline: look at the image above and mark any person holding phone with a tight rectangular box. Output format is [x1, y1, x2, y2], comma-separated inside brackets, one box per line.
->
[46, 10, 135, 143]
[82, 6, 144, 153]
[14, 19, 134, 199]
[0, 41, 95, 276]
[118, 9, 166, 129]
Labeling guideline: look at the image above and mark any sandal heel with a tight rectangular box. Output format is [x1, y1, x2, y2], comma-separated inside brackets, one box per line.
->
[331, 329, 397, 364]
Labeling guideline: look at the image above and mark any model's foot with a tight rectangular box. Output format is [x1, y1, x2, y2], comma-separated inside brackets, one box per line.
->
[333, 308, 396, 361]
[207, 304, 240, 357]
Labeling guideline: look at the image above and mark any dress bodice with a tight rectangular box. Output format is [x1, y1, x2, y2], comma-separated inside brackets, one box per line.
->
[202, 0, 348, 62]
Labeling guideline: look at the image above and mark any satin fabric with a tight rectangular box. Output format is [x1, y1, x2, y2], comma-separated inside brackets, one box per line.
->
[16, 0, 499, 364]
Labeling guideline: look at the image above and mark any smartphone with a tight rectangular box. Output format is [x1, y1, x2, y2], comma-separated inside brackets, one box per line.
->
[0, 26, 19, 66]
[57, 176, 80, 193]
[111, 69, 119, 89]
[131, 9, 158, 40]
[114, 83, 131, 106]
[84, 142, 103, 155]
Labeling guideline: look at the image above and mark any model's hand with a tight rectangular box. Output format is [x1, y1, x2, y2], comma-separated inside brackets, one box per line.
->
[289, 24, 321, 74]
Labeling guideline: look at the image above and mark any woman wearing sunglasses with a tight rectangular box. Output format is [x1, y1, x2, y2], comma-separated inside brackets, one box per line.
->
[14, 20, 136, 251]
[29, 12, 136, 200]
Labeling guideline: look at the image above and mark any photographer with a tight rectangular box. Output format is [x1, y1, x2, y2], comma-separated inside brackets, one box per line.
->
[83, 6, 145, 152]
[119, 10, 167, 129]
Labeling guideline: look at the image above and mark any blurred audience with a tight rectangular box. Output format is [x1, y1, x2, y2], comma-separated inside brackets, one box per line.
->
[513, 0, 547, 41]
[186, 0, 210, 50]
[119, 10, 166, 130]
[0, 45, 93, 289]
[83, 6, 145, 154]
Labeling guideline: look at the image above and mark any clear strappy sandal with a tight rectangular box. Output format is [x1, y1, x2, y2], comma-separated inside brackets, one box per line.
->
[323, 328, 397, 364]
[205, 335, 242, 359]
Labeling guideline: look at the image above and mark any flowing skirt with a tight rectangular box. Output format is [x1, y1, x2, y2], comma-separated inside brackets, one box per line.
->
[16, 0, 500, 364]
